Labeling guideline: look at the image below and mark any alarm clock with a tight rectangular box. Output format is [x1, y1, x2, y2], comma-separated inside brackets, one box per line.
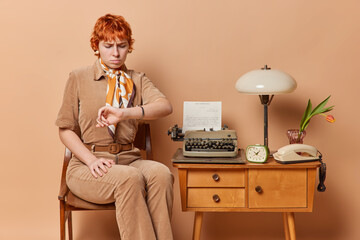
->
[246, 144, 269, 163]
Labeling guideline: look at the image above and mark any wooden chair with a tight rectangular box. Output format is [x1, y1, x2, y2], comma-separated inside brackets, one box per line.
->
[58, 123, 153, 240]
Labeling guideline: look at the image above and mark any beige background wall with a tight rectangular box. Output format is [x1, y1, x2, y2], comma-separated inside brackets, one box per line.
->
[0, 0, 359, 239]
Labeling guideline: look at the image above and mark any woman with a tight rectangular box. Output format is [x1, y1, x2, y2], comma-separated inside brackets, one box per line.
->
[56, 14, 174, 240]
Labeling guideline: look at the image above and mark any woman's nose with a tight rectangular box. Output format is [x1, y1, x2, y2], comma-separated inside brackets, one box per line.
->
[112, 47, 119, 57]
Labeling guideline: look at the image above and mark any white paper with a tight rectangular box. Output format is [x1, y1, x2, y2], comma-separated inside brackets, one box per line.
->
[183, 101, 222, 132]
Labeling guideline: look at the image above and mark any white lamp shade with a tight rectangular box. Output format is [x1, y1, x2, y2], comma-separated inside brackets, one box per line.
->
[235, 69, 297, 95]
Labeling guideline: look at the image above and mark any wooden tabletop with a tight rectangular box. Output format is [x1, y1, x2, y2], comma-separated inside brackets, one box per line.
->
[172, 148, 321, 169]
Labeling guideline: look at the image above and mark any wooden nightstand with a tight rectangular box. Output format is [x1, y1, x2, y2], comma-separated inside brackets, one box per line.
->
[172, 149, 321, 240]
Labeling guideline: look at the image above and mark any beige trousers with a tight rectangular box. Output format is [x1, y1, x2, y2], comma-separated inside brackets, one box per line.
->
[66, 152, 174, 240]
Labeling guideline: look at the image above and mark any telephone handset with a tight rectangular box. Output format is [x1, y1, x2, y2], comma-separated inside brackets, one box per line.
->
[273, 144, 320, 164]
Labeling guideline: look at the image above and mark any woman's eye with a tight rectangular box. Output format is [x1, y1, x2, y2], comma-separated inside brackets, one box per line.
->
[119, 45, 127, 48]
[104, 45, 112, 48]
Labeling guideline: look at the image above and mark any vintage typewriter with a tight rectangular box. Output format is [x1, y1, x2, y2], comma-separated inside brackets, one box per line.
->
[168, 125, 238, 158]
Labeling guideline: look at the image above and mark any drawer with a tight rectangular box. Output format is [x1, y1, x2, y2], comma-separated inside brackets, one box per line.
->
[187, 169, 245, 187]
[248, 169, 307, 208]
[188, 188, 245, 208]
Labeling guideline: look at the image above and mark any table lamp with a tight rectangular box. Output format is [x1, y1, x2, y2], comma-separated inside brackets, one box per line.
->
[235, 65, 296, 147]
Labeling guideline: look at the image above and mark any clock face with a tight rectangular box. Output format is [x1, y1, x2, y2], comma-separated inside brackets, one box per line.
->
[246, 145, 269, 163]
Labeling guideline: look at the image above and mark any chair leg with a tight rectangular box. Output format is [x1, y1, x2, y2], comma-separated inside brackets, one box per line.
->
[60, 201, 66, 240]
[68, 211, 73, 240]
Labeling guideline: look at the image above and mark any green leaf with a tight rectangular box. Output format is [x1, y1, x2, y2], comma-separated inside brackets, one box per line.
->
[310, 95, 331, 116]
[300, 99, 312, 130]
[322, 105, 334, 113]
[298, 95, 334, 132]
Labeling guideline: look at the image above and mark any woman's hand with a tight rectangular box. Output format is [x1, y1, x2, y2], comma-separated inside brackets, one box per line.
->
[96, 106, 127, 127]
[59, 129, 115, 178]
[87, 157, 115, 178]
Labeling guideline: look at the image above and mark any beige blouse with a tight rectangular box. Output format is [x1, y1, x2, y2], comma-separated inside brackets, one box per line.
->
[56, 60, 166, 160]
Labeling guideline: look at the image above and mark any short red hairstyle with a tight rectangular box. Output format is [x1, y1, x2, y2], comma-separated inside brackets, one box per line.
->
[90, 14, 134, 53]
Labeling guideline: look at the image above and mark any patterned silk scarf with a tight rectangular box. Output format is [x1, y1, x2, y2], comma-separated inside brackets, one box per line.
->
[99, 58, 136, 139]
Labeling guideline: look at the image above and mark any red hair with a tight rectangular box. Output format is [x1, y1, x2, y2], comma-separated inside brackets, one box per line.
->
[90, 14, 134, 53]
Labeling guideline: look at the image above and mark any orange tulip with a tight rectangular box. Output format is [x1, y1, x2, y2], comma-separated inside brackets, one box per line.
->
[325, 115, 335, 123]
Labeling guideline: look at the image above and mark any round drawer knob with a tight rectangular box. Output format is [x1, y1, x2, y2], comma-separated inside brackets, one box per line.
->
[212, 173, 220, 182]
[255, 186, 263, 193]
[213, 194, 220, 203]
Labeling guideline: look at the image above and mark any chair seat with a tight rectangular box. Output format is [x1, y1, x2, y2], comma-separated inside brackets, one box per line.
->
[67, 191, 115, 210]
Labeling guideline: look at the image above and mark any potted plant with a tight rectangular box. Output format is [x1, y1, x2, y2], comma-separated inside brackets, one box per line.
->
[287, 96, 335, 144]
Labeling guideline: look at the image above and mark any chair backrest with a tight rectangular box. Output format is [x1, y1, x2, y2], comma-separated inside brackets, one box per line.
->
[133, 123, 153, 160]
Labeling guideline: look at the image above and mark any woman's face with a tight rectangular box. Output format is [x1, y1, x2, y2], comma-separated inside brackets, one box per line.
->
[98, 38, 129, 69]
